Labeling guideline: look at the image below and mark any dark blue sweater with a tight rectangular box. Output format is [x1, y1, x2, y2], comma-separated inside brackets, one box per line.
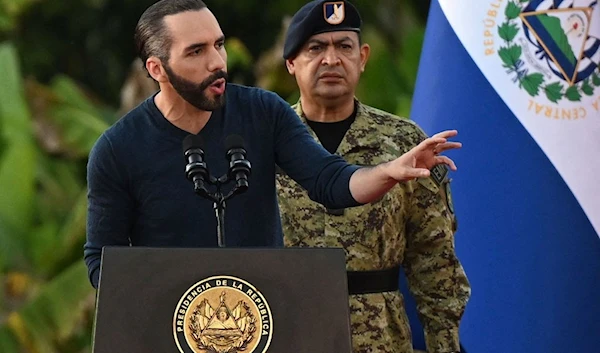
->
[84, 84, 359, 287]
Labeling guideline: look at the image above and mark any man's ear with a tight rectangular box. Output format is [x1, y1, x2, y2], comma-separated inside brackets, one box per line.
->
[146, 57, 169, 82]
[285, 58, 296, 75]
[359, 43, 370, 73]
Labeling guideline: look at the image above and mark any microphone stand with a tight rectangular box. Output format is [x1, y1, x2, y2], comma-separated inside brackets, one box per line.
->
[195, 174, 247, 248]
[184, 135, 250, 248]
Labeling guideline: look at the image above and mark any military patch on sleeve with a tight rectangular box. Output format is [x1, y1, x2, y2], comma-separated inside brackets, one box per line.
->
[430, 164, 449, 187]
[445, 183, 455, 215]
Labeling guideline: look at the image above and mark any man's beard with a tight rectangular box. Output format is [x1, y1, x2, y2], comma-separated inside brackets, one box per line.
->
[163, 65, 228, 111]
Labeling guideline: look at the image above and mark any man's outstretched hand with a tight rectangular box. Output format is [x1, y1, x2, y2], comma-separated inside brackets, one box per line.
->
[384, 130, 462, 182]
[349, 130, 462, 204]
[385, 130, 461, 182]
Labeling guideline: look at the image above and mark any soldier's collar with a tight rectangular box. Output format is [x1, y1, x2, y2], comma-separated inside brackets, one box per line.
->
[293, 99, 381, 155]
[336, 101, 381, 156]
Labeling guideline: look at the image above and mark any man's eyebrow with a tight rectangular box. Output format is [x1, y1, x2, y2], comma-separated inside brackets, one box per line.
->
[183, 42, 207, 53]
[307, 36, 356, 46]
[333, 36, 356, 44]
[306, 38, 328, 46]
[183, 36, 225, 52]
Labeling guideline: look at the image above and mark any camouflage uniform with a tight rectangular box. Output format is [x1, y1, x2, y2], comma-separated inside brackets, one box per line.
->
[276, 101, 471, 353]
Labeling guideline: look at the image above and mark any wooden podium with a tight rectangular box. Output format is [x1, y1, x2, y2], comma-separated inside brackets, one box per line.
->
[92, 246, 353, 353]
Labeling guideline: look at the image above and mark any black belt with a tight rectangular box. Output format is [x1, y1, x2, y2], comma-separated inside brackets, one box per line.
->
[347, 266, 400, 295]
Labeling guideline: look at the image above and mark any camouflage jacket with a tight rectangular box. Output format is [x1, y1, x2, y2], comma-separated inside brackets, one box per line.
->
[276, 101, 471, 353]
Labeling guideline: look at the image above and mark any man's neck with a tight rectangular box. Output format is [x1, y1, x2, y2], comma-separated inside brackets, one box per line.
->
[154, 90, 212, 134]
[300, 95, 355, 123]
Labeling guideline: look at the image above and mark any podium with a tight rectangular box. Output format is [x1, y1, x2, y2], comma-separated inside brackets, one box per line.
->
[92, 246, 353, 353]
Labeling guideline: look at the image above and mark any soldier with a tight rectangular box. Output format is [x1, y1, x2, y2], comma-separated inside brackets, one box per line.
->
[84, 0, 462, 289]
[277, 1, 471, 352]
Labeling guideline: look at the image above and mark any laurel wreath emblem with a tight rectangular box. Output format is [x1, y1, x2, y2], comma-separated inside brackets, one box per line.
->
[497, 0, 600, 103]
[189, 298, 257, 353]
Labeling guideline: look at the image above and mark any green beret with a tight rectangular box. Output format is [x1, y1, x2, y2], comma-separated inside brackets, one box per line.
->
[283, 0, 362, 60]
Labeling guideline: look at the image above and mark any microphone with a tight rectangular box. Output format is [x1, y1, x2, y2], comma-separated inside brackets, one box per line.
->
[224, 134, 251, 194]
[183, 134, 209, 197]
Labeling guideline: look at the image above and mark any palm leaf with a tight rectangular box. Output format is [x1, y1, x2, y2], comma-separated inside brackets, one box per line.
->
[37, 158, 84, 218]
[0, 215, 27, 273]
[28, 158, 86, 275]
[1, 261, 95, 353]
[0, 41, 37, 240]
[0, 326, 20, 353]
[50, 76, 103, 116]
[357, 26, 405, 114]
[0, 42, 31, 143]
[0, 140, 37, 235]
[28, 221, 61, 276]
[54, 189, 88, 260]
[34, 189, 88, 276]
[47, 76, 111, 157]
[396, 27, 425, 117]
[225, 37, 253, 72]
[49, 105, 109, 156]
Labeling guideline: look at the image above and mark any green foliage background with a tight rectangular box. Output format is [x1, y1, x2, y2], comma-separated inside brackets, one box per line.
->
[0, 0, 430, 351]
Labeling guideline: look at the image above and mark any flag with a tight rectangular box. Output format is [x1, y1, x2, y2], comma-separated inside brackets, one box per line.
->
[410, 0, 600, 352]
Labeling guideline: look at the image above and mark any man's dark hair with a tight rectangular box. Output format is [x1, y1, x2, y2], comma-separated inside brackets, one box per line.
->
[134, 0, 208, 71]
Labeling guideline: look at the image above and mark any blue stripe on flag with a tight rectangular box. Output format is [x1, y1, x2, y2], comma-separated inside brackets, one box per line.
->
[409, 1, 600, 352]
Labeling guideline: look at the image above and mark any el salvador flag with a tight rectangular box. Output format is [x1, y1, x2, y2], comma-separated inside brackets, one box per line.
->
[409, 0, 600, 352]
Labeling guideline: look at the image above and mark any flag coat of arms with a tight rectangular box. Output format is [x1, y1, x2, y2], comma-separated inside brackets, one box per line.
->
[410, 1, 600, 352]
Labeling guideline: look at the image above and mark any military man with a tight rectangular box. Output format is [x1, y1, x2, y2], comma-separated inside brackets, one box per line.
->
[276, 1, 471, 352]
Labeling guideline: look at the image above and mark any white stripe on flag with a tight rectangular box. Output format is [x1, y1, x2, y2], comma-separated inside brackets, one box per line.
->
[438, 0, 600, 236]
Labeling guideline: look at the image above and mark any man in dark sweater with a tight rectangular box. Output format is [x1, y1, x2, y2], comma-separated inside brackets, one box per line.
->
[84, 0, 461, 288]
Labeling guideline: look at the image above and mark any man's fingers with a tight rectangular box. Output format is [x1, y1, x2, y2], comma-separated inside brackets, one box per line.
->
[396, 167, 430, 181]
[434, 142, 462, 154]
[415, 129, 460, 153]
[435, 155, 457, 171]
[431, 129, 458, 139]
[416, 136, 447, 152]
